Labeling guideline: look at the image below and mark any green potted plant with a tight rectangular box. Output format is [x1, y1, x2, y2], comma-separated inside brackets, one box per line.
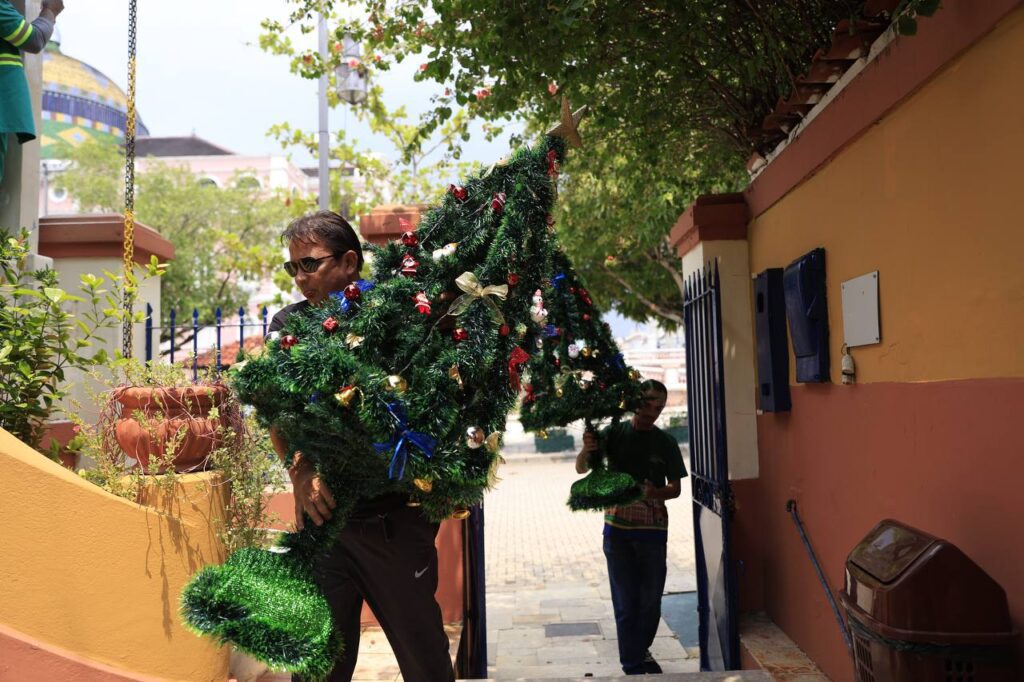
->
[100, 361, 236, 474]
[0, 228, 163, 457]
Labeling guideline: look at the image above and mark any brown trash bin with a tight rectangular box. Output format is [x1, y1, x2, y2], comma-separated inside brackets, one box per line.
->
[841, 520, 1018, 682]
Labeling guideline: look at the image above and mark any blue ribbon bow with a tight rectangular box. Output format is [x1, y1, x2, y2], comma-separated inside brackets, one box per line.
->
[331, 279, 376, 314]
[544, 324, 560, 338]
[372, 402, 437, 481]
[551, 272, 567, 288]
[610, 353, 627, 372]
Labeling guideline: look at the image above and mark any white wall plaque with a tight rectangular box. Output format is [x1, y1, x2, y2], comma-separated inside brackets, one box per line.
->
[841, 271, 880, 347]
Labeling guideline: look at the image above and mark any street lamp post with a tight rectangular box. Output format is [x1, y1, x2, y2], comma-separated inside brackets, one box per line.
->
[317, 12, 330, 211]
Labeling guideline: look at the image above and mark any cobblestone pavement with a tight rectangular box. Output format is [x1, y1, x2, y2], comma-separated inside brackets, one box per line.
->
[484, 454, 698, 679]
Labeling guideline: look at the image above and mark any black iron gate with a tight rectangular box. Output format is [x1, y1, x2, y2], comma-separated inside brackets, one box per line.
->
[683, 261, 740, 671]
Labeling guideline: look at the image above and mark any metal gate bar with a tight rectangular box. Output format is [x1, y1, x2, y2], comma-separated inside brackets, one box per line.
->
[683, 260, 739, 670]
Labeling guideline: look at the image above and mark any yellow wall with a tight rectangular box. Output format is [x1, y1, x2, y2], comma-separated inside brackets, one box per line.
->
[0, 429, 230, 681]
[749, 8, 1024, 384]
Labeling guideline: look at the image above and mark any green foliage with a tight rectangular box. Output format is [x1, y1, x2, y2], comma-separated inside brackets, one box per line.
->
[262, 0, 937, 325]
[0, 229, 159, 452]
[57, 141, 293, 327]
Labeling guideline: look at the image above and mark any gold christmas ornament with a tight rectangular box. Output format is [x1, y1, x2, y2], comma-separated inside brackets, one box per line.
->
[346, 333, 364, 349]
[465, 426, 486, 449]
[484, 431, 502, 454]
[406, 497, 422, 507]
[487, 453, 507, 487]
[413, 478, 433, 493]
[450, 506, 471, 520]
[580, 347, 591, 358]
[546, 94, 588, 149]
[448, 364, 464, 391]
[619, 398, 627, 409]
[538, 429, 549, 440]
[334, 385, 363, 408]
[555, 387, 564, 398]
[384, 375, 408, 393]
[592, 349, 601, 359]
[628, 369, 642, 381]
[448, 271, 509, 325]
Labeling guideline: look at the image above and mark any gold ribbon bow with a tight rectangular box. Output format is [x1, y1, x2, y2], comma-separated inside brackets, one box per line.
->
[447, 272, 509, 324]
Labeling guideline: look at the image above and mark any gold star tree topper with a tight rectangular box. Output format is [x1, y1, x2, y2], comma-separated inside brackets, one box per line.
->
[546, 94, 588, 148]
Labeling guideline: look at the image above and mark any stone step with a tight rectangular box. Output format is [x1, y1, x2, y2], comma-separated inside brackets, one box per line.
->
[466, 673, 773, 681]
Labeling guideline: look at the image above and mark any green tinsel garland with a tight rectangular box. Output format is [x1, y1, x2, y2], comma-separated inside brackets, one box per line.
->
[181, 137, 573, 678]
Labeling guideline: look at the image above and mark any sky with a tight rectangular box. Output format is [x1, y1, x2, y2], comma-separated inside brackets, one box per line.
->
[55, 0, 520, 168]
[54, 1, 667, 340]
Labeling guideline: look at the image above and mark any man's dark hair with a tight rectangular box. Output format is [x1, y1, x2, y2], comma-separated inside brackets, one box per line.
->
[282, 210, 364, 272]
[640, 379, 668, 397]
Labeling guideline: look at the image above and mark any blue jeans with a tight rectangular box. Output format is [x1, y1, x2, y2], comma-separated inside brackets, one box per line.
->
[603, 534, 667, 673]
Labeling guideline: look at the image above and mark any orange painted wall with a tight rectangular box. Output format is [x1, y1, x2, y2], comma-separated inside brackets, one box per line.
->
[738, 7, 1024, 682]
[749, 8, 1024, 386]
[0, 430, 229, 681]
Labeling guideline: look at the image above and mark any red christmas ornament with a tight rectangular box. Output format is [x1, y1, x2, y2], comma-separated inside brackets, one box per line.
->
[400, 253, 419, 277]
[491, 192, 506, 214]
[546, 149, 559, 177]
[553, 357, 561, 367]
[343, 284, 361, 301]
[322, 317, 339, 333]
[280, 335, 299, 350]
[401, 230, 419, 247]
[508, 346, 530, 391]
[448, 184, 468, 202]
[452, 328, 469, 342]
[583, 313, 591, 322]
[413, 292, 431, 315]
[507, 273, 520, 287]
[569, 286, 577, 294]
[524, 384, 536, 404]
[499, 324, 510, 337]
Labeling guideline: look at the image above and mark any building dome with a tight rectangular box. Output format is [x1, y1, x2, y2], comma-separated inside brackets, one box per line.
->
[39, 38, 150, 159]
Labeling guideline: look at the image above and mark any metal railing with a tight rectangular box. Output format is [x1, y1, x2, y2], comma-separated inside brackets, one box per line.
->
[143, 304, 270, 381]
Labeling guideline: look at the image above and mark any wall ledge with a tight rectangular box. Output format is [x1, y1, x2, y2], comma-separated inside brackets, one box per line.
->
[38, 214, 175, 265]
[670, 193, 750, 259]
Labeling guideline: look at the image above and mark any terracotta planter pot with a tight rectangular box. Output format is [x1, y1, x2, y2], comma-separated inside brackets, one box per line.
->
[113, 385, 229, 473]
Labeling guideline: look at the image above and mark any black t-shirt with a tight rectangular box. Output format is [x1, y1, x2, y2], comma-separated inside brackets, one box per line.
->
[267, 300, 311, 336]
[268, 300, 407, 518]
[603, 420, 687, 487]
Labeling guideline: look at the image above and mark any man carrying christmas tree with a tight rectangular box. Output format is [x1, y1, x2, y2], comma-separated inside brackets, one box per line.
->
[268, 210, 454, 682]
[576, 379, 686, 675]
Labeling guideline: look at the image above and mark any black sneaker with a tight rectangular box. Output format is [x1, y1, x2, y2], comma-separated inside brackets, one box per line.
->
[642, 649, 663, 674]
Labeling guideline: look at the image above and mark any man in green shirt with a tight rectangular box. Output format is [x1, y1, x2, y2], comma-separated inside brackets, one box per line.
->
[0, 0, 62, 181]
[576, 379, 687, 675]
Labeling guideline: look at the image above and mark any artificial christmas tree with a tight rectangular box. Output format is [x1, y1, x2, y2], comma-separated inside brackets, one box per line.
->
[518, 249, 644, 511]
[181, 130, 576, 678]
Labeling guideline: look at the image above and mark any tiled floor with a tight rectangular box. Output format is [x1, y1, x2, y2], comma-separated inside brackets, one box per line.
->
[254, 622, 461, 681]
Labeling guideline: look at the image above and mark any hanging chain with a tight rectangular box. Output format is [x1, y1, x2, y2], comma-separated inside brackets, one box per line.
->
[122, 0, 138, 358]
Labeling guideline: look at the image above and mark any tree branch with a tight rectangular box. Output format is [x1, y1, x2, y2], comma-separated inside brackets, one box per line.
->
[602, 265, 684, 326]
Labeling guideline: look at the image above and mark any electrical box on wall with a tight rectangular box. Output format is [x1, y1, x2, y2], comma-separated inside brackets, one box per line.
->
[784, 248, 830, 383]
[753, 268, 791, 411]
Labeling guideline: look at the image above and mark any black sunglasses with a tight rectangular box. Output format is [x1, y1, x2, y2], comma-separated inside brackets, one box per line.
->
[282, 254, 336, 277]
